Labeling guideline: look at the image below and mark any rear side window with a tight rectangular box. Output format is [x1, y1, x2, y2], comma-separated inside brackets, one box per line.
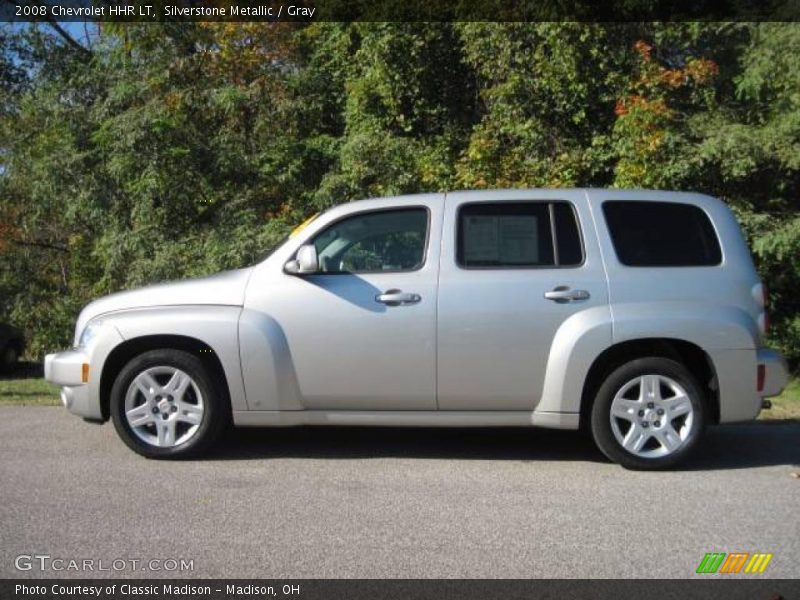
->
[457, 201, 583, 268]
[603, 201, 722, 267]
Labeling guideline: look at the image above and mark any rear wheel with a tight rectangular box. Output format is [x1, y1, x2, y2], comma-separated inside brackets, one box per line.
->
[110, 349, 229, 459]
[590, 357, 706, 470]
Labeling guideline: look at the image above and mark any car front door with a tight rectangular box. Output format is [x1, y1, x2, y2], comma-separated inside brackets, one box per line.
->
[241, 195, 443, 411]
[436, 190, 609, 411]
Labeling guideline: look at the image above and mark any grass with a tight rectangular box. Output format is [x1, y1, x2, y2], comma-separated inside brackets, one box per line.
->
[760, 377, 800, 422]
[1, 370, 798, 419]
[0, 376, 60, 406]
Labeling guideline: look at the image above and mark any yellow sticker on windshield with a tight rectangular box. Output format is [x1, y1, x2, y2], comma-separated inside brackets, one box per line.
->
[289, 212, 320, 238]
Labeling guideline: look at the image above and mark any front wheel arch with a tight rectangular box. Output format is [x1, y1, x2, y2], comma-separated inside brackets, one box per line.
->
[110, 348, 230, 458]
[100, 335, 230, 422]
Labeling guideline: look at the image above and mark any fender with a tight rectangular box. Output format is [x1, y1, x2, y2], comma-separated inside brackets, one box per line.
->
[237, 308, 304, 411]
[537, 301, 759, 423]
[536, 305, 613, 420]
[611, 302, 758, 351]
[50, 322, 125, 420]
[100, 306, 248, 412]
[611, 302, 760, 422]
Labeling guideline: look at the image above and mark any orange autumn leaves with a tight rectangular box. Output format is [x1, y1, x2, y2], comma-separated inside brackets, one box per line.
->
[612, 40, 718, 187]
[196, 22, 298, 87]
[614, 40, 719, 118]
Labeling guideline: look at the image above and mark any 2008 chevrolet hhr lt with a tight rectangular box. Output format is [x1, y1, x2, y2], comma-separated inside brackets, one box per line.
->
[45, 189, 788, 469]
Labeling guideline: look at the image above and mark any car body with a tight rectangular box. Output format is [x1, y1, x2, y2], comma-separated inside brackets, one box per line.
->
[0, 323, 24, 372]
[44, 189, 788, 468]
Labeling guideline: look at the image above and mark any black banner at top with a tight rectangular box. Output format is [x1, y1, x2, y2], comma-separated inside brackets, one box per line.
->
[3, 0, 800, 22]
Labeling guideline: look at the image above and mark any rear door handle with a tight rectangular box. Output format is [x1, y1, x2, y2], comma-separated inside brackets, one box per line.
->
[544, 287, 590, 303]
[375, 289, 421, 307]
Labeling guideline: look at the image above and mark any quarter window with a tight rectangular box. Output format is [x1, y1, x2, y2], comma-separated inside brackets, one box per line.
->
[553, 202, 583, 266]
[457, 202, 583, 268]
[603, 201, 722, 267]
[312, 208, 428, 274]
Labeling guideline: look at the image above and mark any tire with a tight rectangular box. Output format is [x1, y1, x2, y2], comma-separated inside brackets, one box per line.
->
[1, 344, 18, 373]
[110, 349, 230, 459]
[590, 357, 706, 470]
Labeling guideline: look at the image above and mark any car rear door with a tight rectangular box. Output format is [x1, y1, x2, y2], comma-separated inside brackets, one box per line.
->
[436, 189, 609, 411]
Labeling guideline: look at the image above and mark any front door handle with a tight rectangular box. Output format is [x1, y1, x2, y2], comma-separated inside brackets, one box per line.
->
[375, 289, 421, 307]
[544, 286, 590, 303]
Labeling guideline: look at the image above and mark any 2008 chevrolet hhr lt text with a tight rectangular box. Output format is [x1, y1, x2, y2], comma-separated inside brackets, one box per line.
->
[45, 189, 788, 469]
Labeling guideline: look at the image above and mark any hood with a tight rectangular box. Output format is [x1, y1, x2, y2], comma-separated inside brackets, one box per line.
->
[74, 267, 253, 343]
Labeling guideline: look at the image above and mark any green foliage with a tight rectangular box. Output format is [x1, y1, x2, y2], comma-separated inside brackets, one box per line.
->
[455, 23, 632, 188]
[761, 376, 800, 421]
[0, 21, 798, 369]
[314, 23, 475, 204]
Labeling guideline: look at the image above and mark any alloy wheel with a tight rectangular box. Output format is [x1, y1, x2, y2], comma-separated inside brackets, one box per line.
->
[609, 374, 695, 459]
[123, 366, 205, 448]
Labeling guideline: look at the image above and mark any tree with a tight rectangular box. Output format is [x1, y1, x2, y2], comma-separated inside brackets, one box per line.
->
[1, 21, 798, 369]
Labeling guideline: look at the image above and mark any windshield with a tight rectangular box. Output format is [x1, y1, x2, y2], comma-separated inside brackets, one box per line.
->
[256, 211, 323, 264]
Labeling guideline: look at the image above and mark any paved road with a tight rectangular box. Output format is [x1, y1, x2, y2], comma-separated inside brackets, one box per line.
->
[1, 407, 798, 579]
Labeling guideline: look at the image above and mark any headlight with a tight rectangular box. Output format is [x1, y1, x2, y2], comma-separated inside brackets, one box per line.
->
[78, 321, 103, 348]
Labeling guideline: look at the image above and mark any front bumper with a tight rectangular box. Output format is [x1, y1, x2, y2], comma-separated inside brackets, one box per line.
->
[44, 350, 100, 420]
[757, 347, 788, 398]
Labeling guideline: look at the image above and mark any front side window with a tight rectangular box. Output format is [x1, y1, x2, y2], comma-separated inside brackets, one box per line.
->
[457, 201, 583, 268]
[603, 201, 722, 267]
[312, 208, 428, 274]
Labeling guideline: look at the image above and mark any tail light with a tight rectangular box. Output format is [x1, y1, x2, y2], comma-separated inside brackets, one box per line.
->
[757, 364, 765, 393]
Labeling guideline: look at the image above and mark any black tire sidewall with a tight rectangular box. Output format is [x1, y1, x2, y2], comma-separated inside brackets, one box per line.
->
[110, 349, 227, 459]
[590, 357, 706, 470]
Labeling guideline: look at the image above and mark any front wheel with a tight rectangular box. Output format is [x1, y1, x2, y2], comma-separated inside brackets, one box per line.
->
[590, 358, 706, 470]
[110, 349, 229, 459]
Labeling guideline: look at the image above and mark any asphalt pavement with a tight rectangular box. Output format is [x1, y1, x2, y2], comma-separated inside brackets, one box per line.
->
[1, 407, 798, 578]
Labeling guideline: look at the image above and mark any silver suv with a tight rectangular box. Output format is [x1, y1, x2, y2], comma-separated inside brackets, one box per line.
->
[45, 189, 788, 469]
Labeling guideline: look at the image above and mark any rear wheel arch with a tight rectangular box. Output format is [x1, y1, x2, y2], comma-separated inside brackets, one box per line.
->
[100, 335, 230, 422]
[579, 338, 719, 429]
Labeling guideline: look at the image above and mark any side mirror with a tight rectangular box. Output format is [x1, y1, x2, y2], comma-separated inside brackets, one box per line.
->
[284, 244, 319, 275]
